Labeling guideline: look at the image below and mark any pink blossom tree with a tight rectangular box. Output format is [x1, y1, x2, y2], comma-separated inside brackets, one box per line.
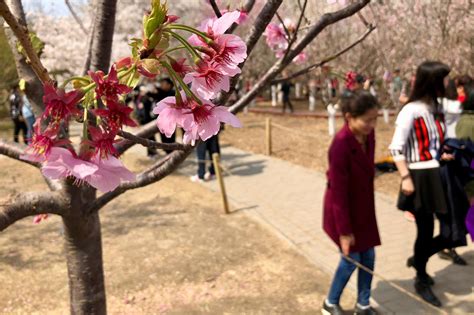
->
[0, 0, 372, 313]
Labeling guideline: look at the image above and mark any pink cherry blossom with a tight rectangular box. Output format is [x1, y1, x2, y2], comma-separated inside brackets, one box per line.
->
[42, 84, 83, 123]
[181, 94, 242, 145]
[83, 155, 136, 192]
[89, 65, 132, 102]
[85, 127, 119, 158]
[41, 147, 98, 181]
[293, 52, 307, 64]
[264, 23, 287, 48]
[33, 214, 48, 224]
[184, 60, 230, 99]
[153, 93, 191, 138]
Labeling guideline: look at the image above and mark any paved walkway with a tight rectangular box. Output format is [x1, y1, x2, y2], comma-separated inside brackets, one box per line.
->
[178, 145, 473, 314]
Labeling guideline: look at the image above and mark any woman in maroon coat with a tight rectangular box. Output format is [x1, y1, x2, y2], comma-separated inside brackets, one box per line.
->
[322, 91, 381, 315]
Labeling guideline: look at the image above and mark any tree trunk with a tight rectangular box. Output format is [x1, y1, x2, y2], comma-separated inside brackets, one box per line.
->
[89, 0, 117, 72]
[62, 185, 106, 315]
[4, 0, 44, 114]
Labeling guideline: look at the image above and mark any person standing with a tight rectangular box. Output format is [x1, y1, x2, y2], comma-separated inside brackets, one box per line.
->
[8, 86, 27, 144]
[20, 88, 35, 144]
[389, 61, 452, 307]
[190, 135, 220, 182]
[322, 91, 380, 315]
[281, 80, 294, 113]
[441, 79, 462, 139]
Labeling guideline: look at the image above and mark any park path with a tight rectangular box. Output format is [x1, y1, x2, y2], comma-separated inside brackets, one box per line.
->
[176, 145, 473, 315]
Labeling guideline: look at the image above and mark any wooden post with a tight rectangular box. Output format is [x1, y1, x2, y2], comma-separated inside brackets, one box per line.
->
[212, 153, 230, 214]
[265, 117, 272, 156]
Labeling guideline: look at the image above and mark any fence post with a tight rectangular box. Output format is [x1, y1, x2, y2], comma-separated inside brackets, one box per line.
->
[212, 153, 230, 214]
[265, 117, 272, 156]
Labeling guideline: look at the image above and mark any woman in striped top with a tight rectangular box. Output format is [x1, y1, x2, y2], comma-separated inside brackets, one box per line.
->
[389, 61, 452, 308]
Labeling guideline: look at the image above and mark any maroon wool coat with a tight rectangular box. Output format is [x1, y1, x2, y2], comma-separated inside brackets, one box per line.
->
[323, 124, 381, 252]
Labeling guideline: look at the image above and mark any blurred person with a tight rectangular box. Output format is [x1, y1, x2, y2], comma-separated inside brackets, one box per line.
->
[20, 87, 35, 144]
[441, 79, 462, 138]
[322, 91, 380, 315]
[389, 61, 452, 307]
[455, 75, 473, 103]
[8, 86, 27, 144]
[281, 79, 294, 113]
[190, 135, 220, 182]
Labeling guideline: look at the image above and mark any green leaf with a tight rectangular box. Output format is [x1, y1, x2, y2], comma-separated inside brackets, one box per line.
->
[144, 0, 167, 38]
[16, 32, 45, 58]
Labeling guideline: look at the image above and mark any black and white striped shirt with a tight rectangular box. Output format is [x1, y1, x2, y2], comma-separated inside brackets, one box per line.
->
[389, 101, 445, 169]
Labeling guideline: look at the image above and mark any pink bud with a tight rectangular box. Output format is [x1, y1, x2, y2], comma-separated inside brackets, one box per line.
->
[166, 15, 179, 23]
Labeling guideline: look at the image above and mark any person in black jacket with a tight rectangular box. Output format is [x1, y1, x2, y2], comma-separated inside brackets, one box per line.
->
[9, 86, 27, 144]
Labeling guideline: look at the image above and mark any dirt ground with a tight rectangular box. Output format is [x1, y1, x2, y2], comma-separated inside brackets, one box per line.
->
[220, 104, 400, 197]
[0, 151, 355, 314]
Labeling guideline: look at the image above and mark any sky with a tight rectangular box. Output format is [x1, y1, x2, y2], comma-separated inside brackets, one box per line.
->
[23, 0, 86, 17]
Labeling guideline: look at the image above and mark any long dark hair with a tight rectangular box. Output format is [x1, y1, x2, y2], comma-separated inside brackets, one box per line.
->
[445, 79, 458, 101]
[408, 61, 451, 106]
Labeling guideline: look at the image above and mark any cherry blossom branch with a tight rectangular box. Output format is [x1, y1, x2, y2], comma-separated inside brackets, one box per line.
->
[275, 12, 291, 43]
[0, 139, 40, 168]
[214, 0, 283, 105]
[0, 191, 68, 231]
[208, 0, 222, 18]
[283, 0, 370, 63]
[272, 24, 376, 84]
[297, 0, 310, 25]
[227, 0, 256, 34]
[65, 0, 87, 35]
[114, 121, 159, 156]
[229, 0, 370, 114]
[117, 130, 187, 151]
[87, 147, 193, 213]
[0, 1, 53, 84]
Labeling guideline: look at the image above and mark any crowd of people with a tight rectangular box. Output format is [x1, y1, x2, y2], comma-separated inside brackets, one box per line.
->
[322, 61, 473, 315]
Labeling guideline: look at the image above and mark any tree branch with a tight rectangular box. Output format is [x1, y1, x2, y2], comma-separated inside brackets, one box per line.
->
[272, 24, 376, 84]
[208, 0, 222, 18]
[0, 191, 68, 231]
[227, 0, 256, 34]
[275, 12, 291, 42]
[283, 0, 371, 63]
[0, 139, 40, 168]
[87, 147, 193, 213]
[114, 120, 159, 156]
[0, 1, 53, 84]
[65, 0, 87, 35]
[229, 0, 370, 114]
[117, 130, 186, 151]
[214, 0, 283, 106]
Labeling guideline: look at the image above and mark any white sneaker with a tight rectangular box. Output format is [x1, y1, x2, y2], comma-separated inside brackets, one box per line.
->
[190, 175, 204, 183]
[204, 172, 216, 181]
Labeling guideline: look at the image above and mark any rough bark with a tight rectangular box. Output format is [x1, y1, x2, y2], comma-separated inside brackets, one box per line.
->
[63, 184, 106, 315]
[89, 0, 117, 72]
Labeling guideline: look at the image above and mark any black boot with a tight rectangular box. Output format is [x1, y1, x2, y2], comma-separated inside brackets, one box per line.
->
[406, 257, 435, 285]
[414, 277, 442, 307]
[438, 249, 468, 266]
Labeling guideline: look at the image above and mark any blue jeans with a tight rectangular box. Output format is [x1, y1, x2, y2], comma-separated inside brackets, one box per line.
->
[327, 248, 375, 306]
[196, 135, 220, 179]
[25, 115, 35, 144]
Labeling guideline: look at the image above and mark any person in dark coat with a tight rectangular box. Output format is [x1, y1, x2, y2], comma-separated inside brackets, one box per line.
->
[9, 86, 27, 144]
[322, 91, 380, 315]
[281, 80, 294, 113]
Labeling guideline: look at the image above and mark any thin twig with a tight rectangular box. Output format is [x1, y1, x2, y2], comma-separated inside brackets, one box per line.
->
[65, 0, 87, 35]
[272, 25, 376, 84]
[275, 12, 291, 42]
[117, 130, 187, 151]
[227, 0, 256, 34]
[208, 0, 222, 18]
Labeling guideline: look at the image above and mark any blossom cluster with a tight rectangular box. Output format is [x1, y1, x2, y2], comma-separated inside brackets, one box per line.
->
[263, 21, 306, 64]
[22, 1, 245, 193]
